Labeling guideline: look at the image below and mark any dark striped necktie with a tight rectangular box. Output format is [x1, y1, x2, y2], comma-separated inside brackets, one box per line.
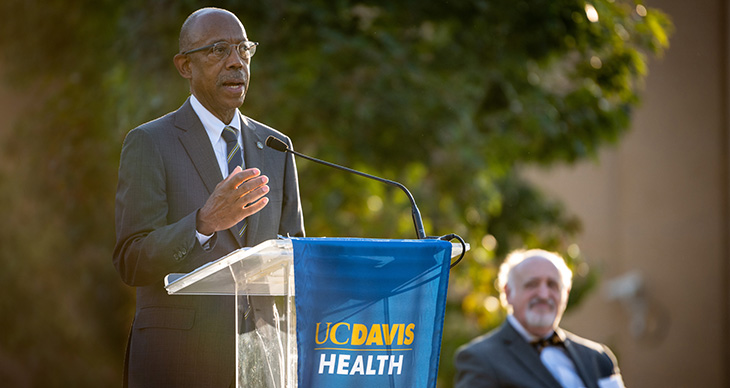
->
[221, 125, 247, 238]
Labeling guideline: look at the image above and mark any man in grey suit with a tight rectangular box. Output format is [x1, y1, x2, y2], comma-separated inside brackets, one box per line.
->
[113, 7, 304, 387]
[454, 249, 624, 388]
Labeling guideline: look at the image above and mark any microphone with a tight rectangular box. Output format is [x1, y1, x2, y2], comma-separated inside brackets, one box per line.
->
[266, 135, 427, 239]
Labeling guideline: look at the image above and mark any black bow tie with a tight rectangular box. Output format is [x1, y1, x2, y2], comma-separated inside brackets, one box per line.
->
[530, 332, 563, 353]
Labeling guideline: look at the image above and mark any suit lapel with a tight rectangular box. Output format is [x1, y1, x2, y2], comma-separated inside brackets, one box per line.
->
[175, 99, 247, 248]
[175, 99, 223, 194]
[561, 329, 599, 388]
[240, 114, 266, 247]
[502, 322, 564, 388]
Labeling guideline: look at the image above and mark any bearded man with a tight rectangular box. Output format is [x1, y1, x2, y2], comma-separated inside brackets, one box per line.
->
[454, 249, 625, 388]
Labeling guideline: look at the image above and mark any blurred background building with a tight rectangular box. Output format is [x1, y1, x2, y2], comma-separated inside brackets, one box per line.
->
[524, 0, 729, 386]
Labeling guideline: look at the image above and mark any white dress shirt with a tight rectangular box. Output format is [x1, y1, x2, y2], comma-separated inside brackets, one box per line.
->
[189, 95, 244, 247]
[507, 315, 585, 388]
[190, 94, 244, 177]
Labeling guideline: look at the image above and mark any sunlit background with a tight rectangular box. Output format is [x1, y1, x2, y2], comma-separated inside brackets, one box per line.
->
[0, 0, 726, 387]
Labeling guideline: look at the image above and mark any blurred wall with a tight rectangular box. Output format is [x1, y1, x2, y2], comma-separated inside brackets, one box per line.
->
[523, 0, 729, 386]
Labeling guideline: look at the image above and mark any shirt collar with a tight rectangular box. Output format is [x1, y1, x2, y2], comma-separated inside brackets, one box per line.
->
[189, 94, 241, 143]
[507, 314, 555, 342]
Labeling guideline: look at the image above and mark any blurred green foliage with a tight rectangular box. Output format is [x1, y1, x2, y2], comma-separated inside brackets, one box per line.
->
[0, 0, 670, 386]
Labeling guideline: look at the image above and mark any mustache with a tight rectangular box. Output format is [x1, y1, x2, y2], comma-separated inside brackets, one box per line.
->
[219, 71, 247, 84]
[528, 297, 556, 309]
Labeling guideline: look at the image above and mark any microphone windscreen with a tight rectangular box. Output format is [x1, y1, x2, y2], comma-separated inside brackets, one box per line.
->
[266, 136, 289, 152]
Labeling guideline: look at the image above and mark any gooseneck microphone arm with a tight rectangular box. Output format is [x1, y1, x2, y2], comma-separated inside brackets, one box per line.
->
[266, 136, 427, 239]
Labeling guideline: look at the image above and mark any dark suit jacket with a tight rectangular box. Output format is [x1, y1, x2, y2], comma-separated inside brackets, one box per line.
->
[113, 98, 305, 387]
[454, 321, 621, 388]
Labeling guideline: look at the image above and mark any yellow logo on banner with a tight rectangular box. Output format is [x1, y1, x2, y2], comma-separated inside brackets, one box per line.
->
[314, 322, 416, 347]
[313, 321, 416, 376]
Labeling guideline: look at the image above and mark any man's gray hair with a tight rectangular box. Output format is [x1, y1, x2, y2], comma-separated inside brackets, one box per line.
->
[497, 249, 573, 307]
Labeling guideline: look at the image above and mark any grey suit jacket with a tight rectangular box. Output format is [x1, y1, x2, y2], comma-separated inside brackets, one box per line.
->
[454, 321, 621, 388]
[113, 98, 304, 387]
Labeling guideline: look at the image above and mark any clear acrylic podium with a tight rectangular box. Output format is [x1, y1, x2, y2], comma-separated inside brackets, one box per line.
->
[164, 238, 468, 388]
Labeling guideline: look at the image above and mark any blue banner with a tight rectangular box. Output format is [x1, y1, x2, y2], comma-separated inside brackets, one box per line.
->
[292, 237, 452, 388]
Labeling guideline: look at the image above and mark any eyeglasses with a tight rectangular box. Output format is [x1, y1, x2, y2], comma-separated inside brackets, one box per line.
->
[182, 41, 259, 61]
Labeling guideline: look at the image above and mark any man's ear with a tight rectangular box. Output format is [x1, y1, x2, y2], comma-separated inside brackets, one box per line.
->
[504, 284, 513, 304]
[174, 54, 192, 79]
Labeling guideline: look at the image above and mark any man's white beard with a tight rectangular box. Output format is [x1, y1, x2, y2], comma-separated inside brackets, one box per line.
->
[525, 308, 557, 328]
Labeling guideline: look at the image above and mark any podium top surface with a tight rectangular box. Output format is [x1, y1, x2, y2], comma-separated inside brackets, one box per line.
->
[165, 238, 468, 296]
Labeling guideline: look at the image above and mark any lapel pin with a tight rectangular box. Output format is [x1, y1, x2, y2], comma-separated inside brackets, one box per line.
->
[256, 141, 264, 149]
